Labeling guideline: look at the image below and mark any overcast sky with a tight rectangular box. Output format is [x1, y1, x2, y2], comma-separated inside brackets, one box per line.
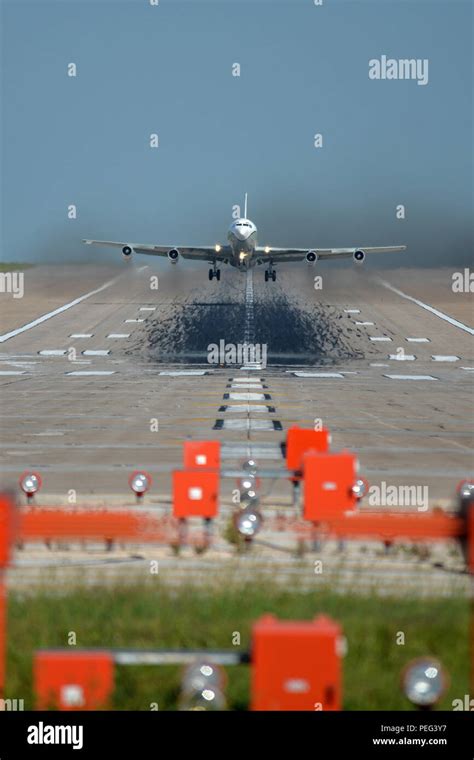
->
[2, 0, 472, 265]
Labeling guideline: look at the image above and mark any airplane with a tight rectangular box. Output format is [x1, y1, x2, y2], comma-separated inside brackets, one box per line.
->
[83, 194, 406, 282]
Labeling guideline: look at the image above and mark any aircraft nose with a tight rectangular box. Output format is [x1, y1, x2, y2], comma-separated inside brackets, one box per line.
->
[234, 226, 249, 241]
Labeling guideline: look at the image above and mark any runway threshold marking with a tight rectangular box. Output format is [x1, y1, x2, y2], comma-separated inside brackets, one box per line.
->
[0, 278, 119, 343]
[388, 354, 416, 361]
[431, 355, 460, 362]
[107, 334, 130, 339]
[383, 374, 437, 381]
[370, 337, 392, 342]
[379, 279, 474, 335]
[66, 370, 115, 376]
[292, 371, 344, 378]
[406, 338, 430, 343]
[38, 350, 67, 356]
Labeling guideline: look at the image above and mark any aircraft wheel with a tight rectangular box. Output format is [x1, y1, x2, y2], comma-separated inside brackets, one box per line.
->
[272, 270, 276, 282]
[208, 269, 214, 281]
[264, 271, 269, 282]
[216, 269, 221, 281]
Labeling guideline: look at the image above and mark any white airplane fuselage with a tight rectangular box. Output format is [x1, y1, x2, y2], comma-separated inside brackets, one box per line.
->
[227, 218, 258, 269]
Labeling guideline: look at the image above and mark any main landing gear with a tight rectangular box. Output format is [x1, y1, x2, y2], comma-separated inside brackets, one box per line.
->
[264, 267, 276, 282]
[208, 266, 221, 281]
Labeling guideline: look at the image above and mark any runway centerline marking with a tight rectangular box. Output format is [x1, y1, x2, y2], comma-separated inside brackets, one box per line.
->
[292, 371, 344, 378]
[388, 354, 416, 361]
[406, 337, 430, 343]
[82, 350, 110, 356]
[107, 334, 130, 339]
[0, 277, 119, 343]
[431, 355, 460, 362]
[370, 337, 392, 342]
[379, 279, 474, 335]
[38, 350, 67, 356]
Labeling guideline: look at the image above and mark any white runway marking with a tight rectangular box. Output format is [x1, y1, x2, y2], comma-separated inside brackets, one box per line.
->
[221, 419, 276, 431]
[225, 405, 270, 413]
[66, 371, 115, 376]
[231, 384, 263, 389]
[370, 337, 392, 342]
[380, 279, 474, 335]
[355, 321, 374, 326]
[0, 278, 118, 343]
[370, 363, 389, 367]
[388, 354, 416, 361]
[384, 374, 437, 381]
[0, 371, 26, 376]
[38, 350, 67, 356]
[125, 319, 145, 323]
[406, 337, 430, 343]
[139, 307, 156, 311]
[107, 334, 130, 339]
[228, 392, 266, 401]
[137, 266, 149, 272]
[431, 355, 459, 362]
[461, 367, 474, 371]
[293, 371, 344, 378]
[70, 334, 93, 339]
[159, 370, 208, 376]
[240, 365, 263, 371]
[82, 350, 110, 356]
[344, 309, 360, 314]
[230, 377, 263, 383]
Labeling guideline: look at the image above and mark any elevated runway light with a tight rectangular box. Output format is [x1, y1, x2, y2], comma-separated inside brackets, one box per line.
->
[234, 507, 263, 538]
[179, 662, 227, 711]
[128, 470, 152, 499]
[19, 472, 42, 500]
[401, 658, 448, 709]
[351, 477, 368, 501]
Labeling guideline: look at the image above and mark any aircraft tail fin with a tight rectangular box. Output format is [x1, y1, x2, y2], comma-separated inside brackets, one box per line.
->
[244, 193, 248, 218]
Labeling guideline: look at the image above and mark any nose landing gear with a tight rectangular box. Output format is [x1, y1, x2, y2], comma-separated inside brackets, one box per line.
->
[208, 266, 221, 281]
[264, 267, 276, 282]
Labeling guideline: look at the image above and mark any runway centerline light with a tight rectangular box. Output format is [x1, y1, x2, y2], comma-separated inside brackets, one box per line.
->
[242, 459, 258, 476]
[401, 658, 448, 708]
[19, 472, 42, 497]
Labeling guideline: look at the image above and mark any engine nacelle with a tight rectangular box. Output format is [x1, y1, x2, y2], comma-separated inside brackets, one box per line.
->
[305, 250, 318, 264]
[122, 245, 133, 260]
[353, 249, 365, 264]
[167, 248, 179, 264]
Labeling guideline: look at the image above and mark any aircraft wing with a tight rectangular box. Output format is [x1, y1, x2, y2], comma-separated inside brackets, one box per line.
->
[255, 245, 406, 262]
[83, 240, 231, 262]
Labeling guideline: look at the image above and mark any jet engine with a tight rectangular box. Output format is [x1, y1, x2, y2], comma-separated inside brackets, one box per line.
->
[305, 250, 318, 264]
[168, 248, 179, 263]
[353, 250, 365, 263]
[122, 245, 133, 260]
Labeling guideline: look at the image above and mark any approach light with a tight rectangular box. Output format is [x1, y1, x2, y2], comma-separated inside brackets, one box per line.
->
[19, 472, 42, 497]
[351, 478, 368, 500]
[457, 480, 474, 500]
[242, 459, 258, 476]
[179, 661, 227, 711]
[234, 507, 263, 538]
[128, 470, 152, 496]
[401, 658, 448, 708]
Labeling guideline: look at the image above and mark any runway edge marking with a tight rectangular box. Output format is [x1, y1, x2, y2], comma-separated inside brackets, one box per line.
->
[0, 277, 120, 343]
[378, 278, 474, 335]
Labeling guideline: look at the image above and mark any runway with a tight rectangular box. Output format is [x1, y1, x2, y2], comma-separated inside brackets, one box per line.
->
[0, 261, 472, 595]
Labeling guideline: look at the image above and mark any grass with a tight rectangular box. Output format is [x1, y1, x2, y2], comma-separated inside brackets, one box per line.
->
[6, 583, 468, 711]
[0, 262, 35, 272]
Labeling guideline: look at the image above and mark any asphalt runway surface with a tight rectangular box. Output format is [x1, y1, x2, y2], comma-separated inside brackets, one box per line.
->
[0, 260, 472, 595]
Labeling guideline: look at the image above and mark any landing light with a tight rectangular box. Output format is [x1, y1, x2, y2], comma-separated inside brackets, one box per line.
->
[401, 658, 448, 708]
[264, 246, 271, 254]
[215, 244, 221, 253]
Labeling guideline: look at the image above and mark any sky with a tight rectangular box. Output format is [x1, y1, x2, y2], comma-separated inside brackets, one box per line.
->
[1, 0, 473, 266]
